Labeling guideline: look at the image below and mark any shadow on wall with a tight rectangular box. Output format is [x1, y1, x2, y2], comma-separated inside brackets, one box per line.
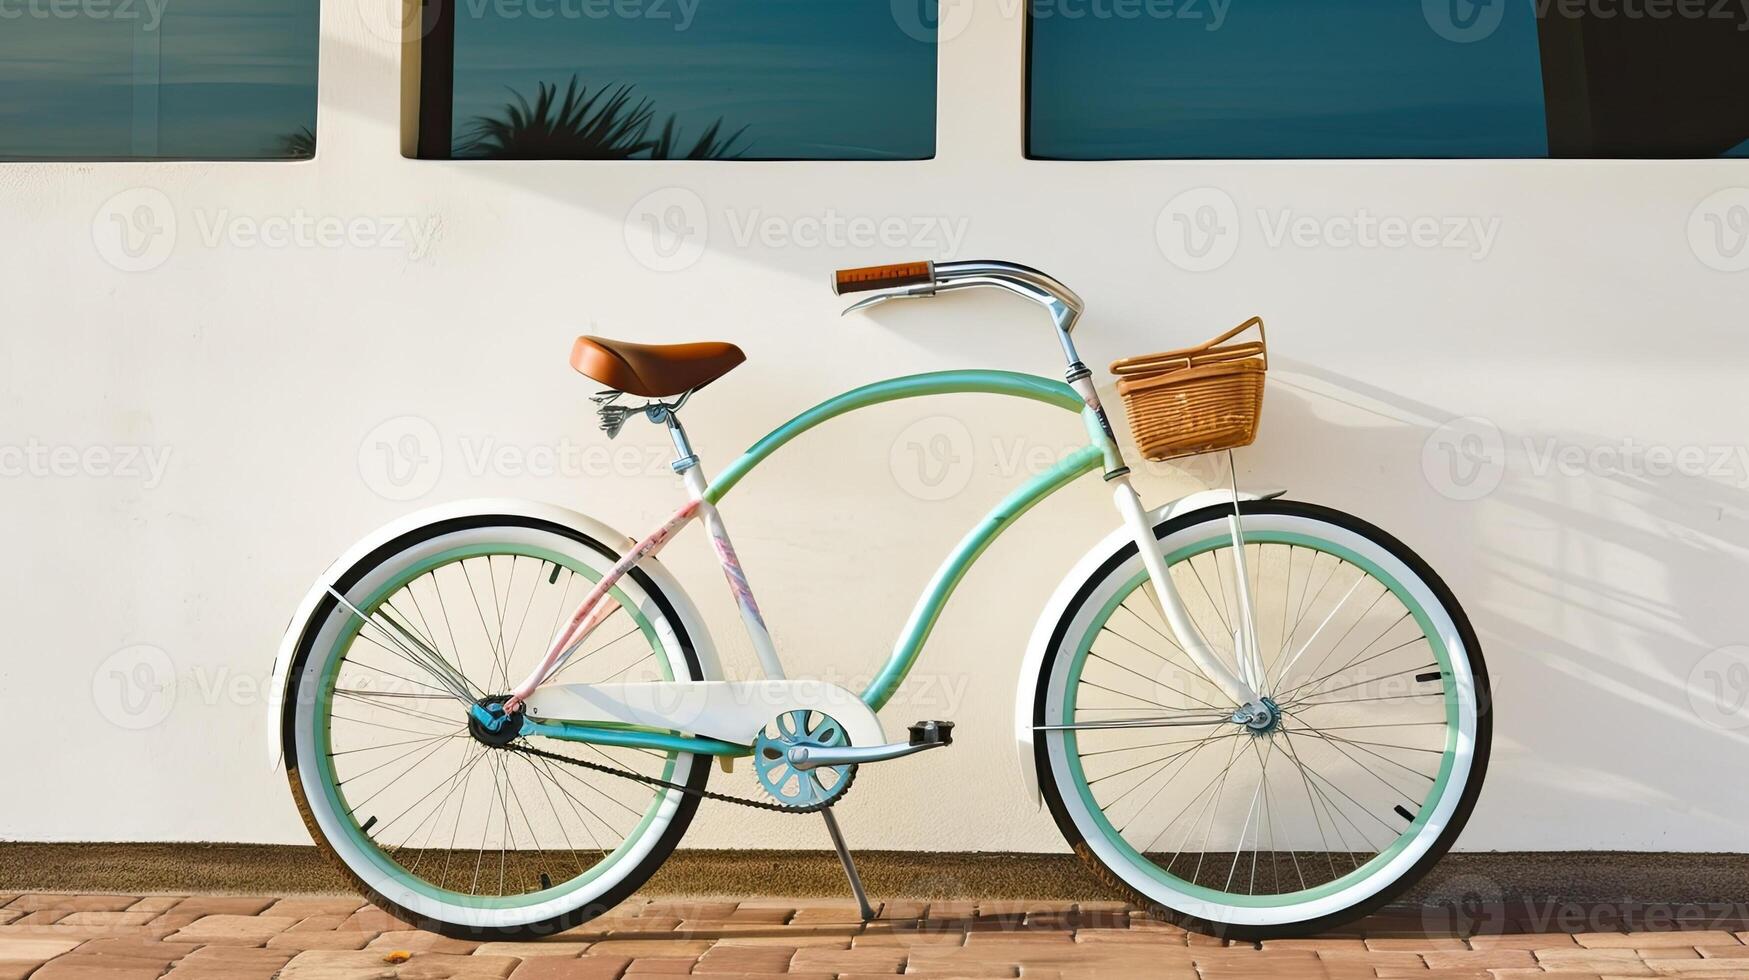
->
[1255, 359, 1749, 837]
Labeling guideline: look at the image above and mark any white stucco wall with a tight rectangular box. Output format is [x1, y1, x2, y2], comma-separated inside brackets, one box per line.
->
[2, 0, 1747, 853]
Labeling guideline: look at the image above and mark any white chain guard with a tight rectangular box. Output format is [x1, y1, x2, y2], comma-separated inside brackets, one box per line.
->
[525, 680, 887, 749]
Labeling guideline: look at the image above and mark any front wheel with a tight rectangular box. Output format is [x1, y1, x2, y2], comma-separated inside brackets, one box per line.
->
[1033, 500, 1490, 939]
[281, 514, 710, 938]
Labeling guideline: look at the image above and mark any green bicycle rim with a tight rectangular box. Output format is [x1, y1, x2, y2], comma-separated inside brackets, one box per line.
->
[309, 542, 681, 910]
[1060, 529, 1462, 910]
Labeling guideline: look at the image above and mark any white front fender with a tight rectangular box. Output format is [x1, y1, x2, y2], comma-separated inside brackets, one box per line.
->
[1012, 489, 1282, 807]
[266, 498, 721, 769]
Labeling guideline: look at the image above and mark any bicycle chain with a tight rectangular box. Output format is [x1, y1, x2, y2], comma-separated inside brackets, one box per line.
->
[505, 741, 856, 814]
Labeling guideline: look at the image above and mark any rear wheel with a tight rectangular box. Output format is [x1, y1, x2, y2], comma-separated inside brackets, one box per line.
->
[1034, 500, 1490, 938]
[282, 515, 707, 938]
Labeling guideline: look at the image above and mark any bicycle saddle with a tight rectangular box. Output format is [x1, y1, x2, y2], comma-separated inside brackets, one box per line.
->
[570, 335, 745, 398]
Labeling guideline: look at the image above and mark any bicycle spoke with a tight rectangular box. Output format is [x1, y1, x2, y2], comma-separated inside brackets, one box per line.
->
[1280, 634, 1426, 705]
[1092, 636, 1223, 710]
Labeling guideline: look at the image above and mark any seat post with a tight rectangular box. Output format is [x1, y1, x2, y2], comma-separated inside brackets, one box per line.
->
[655, 402, 700, 474]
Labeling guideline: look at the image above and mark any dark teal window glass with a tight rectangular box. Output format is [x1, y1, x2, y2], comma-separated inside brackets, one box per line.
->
[438, 0, 936, 160]
[0, 0, 318, 161]
[1027, 0, 1548, 159]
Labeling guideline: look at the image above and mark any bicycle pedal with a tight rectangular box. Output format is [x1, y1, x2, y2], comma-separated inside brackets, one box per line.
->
[907, 720, 954, 746]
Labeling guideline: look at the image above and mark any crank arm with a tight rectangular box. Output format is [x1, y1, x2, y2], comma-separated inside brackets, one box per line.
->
[787, 719, 954, 771]
[787, 740, 945, 771]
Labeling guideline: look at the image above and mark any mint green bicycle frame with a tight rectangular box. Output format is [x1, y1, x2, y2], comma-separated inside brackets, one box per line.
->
[503, 368, 1125, 757]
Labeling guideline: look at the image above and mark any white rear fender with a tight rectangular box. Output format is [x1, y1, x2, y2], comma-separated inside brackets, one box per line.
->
[267, 498, 722, 769]
[1012, 489, 1283, 807]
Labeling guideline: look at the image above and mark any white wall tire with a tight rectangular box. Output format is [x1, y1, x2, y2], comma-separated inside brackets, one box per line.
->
[1032, 500, 1492, 939]
[281, 513, 710, 938]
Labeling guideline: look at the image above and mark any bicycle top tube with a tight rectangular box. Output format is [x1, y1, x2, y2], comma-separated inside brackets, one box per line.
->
[701, 369, 1107, 505]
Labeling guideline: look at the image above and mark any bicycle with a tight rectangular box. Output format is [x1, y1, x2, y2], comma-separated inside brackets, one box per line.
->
[268, 260, 1490, 940]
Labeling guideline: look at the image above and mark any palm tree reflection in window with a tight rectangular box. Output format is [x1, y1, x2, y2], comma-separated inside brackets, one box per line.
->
[277, 127, 316, 159]
[457, 75, 748, 160]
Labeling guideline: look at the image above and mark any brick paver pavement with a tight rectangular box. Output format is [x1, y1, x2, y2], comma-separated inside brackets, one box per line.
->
[4, 892, 1749, 978]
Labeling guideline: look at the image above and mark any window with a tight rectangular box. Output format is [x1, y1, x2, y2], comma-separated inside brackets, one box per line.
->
[0, 0, 319, 161]
[411, 0, 937, 160]
[1027, 0, 1749, 159]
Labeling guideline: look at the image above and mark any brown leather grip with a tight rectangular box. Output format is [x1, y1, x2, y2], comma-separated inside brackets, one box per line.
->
[832, 261, 935, 295]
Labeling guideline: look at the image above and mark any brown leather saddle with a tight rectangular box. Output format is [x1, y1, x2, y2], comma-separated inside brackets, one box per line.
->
[569, 336, 744, 398]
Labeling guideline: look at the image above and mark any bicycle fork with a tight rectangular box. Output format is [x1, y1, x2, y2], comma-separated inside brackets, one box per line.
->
[1108, 474, 1268, 718]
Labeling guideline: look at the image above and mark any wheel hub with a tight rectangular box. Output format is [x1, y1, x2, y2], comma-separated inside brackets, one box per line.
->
[468, 696, 524, 747]
[753, 710, 854, 808]
[1233, 697, 1282, 735]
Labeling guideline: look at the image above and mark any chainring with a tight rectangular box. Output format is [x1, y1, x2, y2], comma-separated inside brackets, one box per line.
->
[753, 710, 856, 808]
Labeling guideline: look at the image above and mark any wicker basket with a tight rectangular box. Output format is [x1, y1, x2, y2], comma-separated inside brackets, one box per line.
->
[1110, 317, 1267, 461]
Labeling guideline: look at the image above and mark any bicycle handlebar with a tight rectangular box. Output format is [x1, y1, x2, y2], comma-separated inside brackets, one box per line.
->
[833, 259, 1085, 337]
[832, 261, 937, 295]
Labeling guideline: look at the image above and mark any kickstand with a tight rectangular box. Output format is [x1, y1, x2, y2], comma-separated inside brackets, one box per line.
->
[820, 809, 876, 922]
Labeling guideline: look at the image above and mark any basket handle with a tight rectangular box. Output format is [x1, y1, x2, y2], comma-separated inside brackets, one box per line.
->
[1111, 316, 1267, 376]
[1205, 316, 1267, 370]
